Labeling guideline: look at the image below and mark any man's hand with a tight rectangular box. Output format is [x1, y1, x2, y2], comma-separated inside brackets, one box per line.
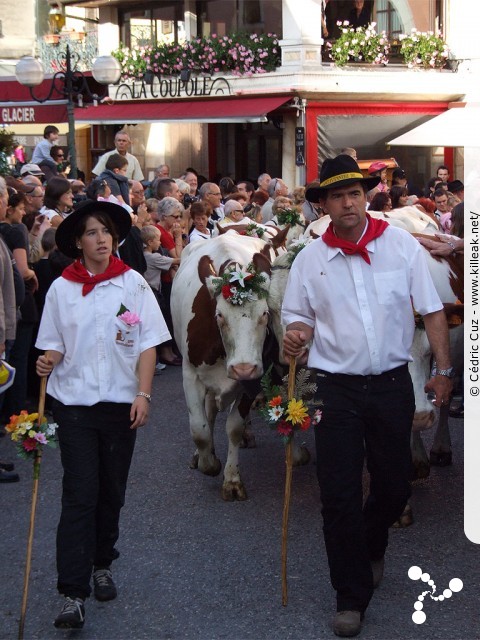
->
[283, 329, 309, 359]
[424, 375, 453, 408]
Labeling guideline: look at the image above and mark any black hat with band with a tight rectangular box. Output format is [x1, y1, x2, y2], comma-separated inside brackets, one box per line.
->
[306, 155, 381, 202]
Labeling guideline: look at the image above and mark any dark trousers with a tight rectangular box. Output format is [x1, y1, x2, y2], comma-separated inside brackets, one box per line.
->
[313, 364, 414, 613]
[53, 401, 136, 600]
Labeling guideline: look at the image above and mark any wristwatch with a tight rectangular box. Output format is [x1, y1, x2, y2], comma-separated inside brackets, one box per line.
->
[436, 367, 455, 378]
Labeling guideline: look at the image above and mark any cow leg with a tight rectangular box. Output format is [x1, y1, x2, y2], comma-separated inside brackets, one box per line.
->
[240, 413, 256, 449]
[222, 400, 248, 502]
[410, 430, 430, 479]
[430, 405, 453, 466]
[184, 369, 222, 477]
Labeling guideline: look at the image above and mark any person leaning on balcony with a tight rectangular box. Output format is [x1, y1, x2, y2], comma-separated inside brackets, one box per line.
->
[92, 131, 144, 182]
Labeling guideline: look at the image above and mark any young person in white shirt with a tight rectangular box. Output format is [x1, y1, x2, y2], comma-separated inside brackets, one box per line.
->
[35, 200, 170, 630]
[188, 201, 212, 243]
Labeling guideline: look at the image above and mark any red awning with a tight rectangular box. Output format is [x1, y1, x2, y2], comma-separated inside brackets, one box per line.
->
[0, 102, 68, 126]
[75, 96, 291, 124]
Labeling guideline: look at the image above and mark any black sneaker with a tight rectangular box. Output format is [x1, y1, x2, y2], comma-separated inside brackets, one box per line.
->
[54, 597, 85, 629]
[93, 568, 117, 601]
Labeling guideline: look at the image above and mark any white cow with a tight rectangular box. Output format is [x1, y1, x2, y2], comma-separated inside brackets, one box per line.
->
[171, 234, 273, 501]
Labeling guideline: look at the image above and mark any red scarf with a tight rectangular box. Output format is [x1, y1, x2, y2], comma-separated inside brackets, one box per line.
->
[322, 214, 389, 264]
[62, 255, 130, 296]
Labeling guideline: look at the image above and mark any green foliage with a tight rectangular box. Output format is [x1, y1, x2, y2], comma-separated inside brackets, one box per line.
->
[112, 32, 281, 79]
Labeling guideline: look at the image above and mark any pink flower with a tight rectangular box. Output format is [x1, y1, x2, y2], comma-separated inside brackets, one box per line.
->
[118, 311, 141, 326]
[34, 432, 48, 444]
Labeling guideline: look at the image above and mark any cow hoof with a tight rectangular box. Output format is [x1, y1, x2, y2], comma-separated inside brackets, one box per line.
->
[293, 446, 310, 466]
[189, 453, 199, 469]
[430, 450, 452, 467]
[222, 481, 248, 502]
[411, 461, 430, 480]
[391, 504, 414, 528]
[199, 457, 222, 477]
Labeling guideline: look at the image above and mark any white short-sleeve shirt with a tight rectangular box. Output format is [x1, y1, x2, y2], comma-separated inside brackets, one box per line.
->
[281, 224, 443, 375]
[36, 269, 170, 405]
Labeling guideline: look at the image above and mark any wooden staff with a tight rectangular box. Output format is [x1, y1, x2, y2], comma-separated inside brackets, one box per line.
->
[281, 355, 296, 606]
[18, 370, 48, 640]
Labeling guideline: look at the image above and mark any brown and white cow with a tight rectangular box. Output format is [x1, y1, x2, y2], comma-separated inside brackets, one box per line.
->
[171, 233, 273, 501]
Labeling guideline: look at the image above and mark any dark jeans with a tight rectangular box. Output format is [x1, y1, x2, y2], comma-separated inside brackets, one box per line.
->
[313, 364, 414, 613]
[2, 321, 34, 418]
[53, 401, 136, 600]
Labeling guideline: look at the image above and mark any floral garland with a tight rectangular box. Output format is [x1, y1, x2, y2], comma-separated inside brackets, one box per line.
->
[243, 223, 266, 239]
[211, 263, 268, 306]
[285, 241, 308, 267]
[6, 411, 58, 460]
[259, 367, 322, 443]
[276, 208, 303, 227]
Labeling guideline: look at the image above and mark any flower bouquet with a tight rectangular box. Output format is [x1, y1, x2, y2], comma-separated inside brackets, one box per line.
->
[6, 411, 58, 461]
[243, 222, 266, 239]
[211, 263, 269, 306]
[399, 29, 449, 69]
[328, 21, 390, 67]
[259, 366, 321, 443]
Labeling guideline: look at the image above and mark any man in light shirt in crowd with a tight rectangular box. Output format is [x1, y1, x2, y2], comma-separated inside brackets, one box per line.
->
[92, 131, 144, 181]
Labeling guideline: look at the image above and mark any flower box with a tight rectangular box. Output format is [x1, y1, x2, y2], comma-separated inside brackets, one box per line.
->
[43, 34, 60, 45]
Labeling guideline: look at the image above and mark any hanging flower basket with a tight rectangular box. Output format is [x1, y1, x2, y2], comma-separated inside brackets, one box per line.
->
[327, 22, 390, 67]
[398, 29, 449, 69]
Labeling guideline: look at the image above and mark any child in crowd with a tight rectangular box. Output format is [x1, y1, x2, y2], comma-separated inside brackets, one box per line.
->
[31, 125, 60, 170]
[140, 225, 179, 374]
[189, 202, 212, 243]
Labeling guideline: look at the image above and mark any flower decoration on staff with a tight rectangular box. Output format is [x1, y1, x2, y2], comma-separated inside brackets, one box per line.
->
[259, 367, 320, 443]
[399, 29, 449, 69]
[275, 208, 303, 227]
[116, 303, 141, 326]
[6, 411, 58, 460]
[327, 22, 390, 67]
[212, 263, 268, 306]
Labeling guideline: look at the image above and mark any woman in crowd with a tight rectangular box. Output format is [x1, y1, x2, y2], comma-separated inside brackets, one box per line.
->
[156, 197, 185, 366]
[0, 191, 38, 418]
[35, 200, 169, 630]
[369, 191, 392, 213]
[40, 176, 74, 228]
[390, 185, 409, 210]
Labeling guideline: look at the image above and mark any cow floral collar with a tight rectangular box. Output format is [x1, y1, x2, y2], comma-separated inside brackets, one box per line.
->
[212, 263, 268, 306]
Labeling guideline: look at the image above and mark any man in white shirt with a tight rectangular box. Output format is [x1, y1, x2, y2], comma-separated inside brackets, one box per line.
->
[92, 131, 144, 181]
[282, 154, 452, 638]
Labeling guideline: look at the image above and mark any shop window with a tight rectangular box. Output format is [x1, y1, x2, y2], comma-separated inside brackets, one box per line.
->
[196, 0, 282, 38]
[119, 2, 186, 48]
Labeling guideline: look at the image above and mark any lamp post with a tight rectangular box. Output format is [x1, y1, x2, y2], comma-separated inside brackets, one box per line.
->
[15, 46, 121, 179]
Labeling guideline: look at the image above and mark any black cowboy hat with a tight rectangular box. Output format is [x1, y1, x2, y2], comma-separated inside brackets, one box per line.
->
[56, 199, 132, 258]
[305, 155, 381, 202]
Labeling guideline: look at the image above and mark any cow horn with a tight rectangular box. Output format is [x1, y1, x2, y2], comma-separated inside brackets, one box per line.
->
[270, 225, 290, 250]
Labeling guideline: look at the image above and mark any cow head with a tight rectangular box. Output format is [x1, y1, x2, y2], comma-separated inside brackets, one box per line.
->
[202, 253, 272, 381]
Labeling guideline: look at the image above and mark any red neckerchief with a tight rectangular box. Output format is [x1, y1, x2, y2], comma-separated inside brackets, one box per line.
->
[62, 255, 130, 296]
[322, 214, 389, 264]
